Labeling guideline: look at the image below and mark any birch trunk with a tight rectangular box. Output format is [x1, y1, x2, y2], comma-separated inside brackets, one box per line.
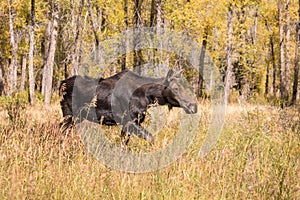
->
[133, 0, 144, 74]
[44, 3, 59, 106]
[198, 32, 207, 98]
[156, 0, 163, 75]
[20, 55, 26, 91]
[270, 35, 277, 96]
[292, 0, 300, 105]
[285, 0, 291, 100]
[42, 20, 52, 95]
[28, 0, 35, 105]
[150, 0, 155, 27]
[122, 0, 129, 70]
[71, 0, 84, 76]
[278, 0, 287, 106]
[87, 0, 101, 64]
[224, 5, 234, 106]
[265, 51, 270, 96]
[0, 67, 4, 96]
[8, 2, 18, 96]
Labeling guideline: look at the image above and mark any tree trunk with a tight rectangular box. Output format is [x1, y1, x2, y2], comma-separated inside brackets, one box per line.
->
[88, 0, 106, 75]
[42, 20, 52, 95]
[8, 2, 18, 96]
[97, 6, 106, 35]
[150, 0, 156, 27]
[265, 53, 269, 96]
[28, 0, 35, 105]
[292, 0, 300, 105]
[155, 0, 164, 75]
[278, 0, 288, 106]
[156, 0, 162, 42]
[198, 32, 207, 98]
[77, 11, 88, 73]
[252, 8, 258, 44]
[285, 0, 291, 100]
[88, 0, 101, 63]
[71, 0, 84, 76]
[44, 3, 59, 106]
[133, 0, 144, 74]
[133, 0, 143, 28]
[224, 5, 234, 106]
[122, 0, 129, 70]
[270, 35, 277, 96]
[0, 66, 4, 96]
[20, 55, 26, 91]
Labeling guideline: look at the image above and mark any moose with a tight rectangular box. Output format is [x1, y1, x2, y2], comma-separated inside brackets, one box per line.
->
[59, 69, 197, 145]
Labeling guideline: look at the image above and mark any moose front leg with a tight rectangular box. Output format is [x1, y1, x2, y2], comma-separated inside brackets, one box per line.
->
[59, 115, 74, 133]
[121, 126, 131, 147]
[121, 122, 154, 145]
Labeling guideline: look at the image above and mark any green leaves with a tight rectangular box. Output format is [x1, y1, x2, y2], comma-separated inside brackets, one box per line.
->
[0, 0, 299, 102]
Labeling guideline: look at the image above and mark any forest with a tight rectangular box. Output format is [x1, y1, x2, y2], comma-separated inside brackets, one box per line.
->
[0, 0, 299, 106]
[0, 0, 300, 199]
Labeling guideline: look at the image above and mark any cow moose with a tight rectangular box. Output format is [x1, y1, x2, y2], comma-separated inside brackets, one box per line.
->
[59, 69, 197, 145]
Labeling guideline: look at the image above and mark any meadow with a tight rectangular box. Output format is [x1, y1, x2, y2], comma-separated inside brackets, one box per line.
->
[0, 97, 299, 199]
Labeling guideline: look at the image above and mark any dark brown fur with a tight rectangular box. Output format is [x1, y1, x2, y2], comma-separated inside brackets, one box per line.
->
[59, 69, 197, 145]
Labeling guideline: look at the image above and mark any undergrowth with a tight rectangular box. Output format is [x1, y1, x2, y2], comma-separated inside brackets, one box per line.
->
[0, 98, 299, 199]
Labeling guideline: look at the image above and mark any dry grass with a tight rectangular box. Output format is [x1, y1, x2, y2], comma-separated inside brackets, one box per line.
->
[0, 100, 299, 199]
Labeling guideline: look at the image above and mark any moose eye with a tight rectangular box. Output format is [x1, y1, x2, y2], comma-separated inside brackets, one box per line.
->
[173, 87, 179, 93]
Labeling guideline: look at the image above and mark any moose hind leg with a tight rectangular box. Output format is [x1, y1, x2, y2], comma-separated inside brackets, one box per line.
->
[123, 122, 154, 145]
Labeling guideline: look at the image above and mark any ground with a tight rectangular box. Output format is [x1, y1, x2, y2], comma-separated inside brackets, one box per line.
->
[0, 100, 299, 199]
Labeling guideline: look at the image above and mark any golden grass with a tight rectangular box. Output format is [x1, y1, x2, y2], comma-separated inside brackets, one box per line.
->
[0, 101, 299, 199]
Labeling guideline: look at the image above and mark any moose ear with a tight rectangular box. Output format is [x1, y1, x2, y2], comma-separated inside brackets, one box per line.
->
[166, 69, 174, 80]
[164, 69, 174, 85]
[164, 69, 183, 85]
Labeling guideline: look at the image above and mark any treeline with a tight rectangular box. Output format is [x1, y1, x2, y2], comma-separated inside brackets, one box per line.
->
[0, 0, 299, 107]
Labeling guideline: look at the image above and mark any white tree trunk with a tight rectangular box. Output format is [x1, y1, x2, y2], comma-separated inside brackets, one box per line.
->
[292, 0, 300, 104]
[20, 55, 26, 91]
[285, 0, 291, 100]
[28, 0, 36, 105]
[42, 20, 52, 95]
[88, 0, 101, 64]
[133, 0, 144, 75]
[71, 0, 84, 76]
[122, 0, 129, 70]
[0, 66, 4, 95]
[156, 0, 163, 75]
[8, 2, 18, 96]
[224, 5, 234, 106]
[278, 0, 288, 105]
[44, 5, 59, 106]
[28, 23, 35, 105]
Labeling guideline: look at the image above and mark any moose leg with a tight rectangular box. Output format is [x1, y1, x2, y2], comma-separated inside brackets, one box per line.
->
[121, 127, 131, 147]
[59, 97, 74, 133]
[122, 122, 154, 145]
[59, 115, 74, 133]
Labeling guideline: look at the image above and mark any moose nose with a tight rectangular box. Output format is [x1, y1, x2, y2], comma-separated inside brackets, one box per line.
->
[190, 103, 198, 114]
[185, 103, 197, 114]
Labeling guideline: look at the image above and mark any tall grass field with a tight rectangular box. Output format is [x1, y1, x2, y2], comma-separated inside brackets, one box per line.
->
[0, 97, 299, 199]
